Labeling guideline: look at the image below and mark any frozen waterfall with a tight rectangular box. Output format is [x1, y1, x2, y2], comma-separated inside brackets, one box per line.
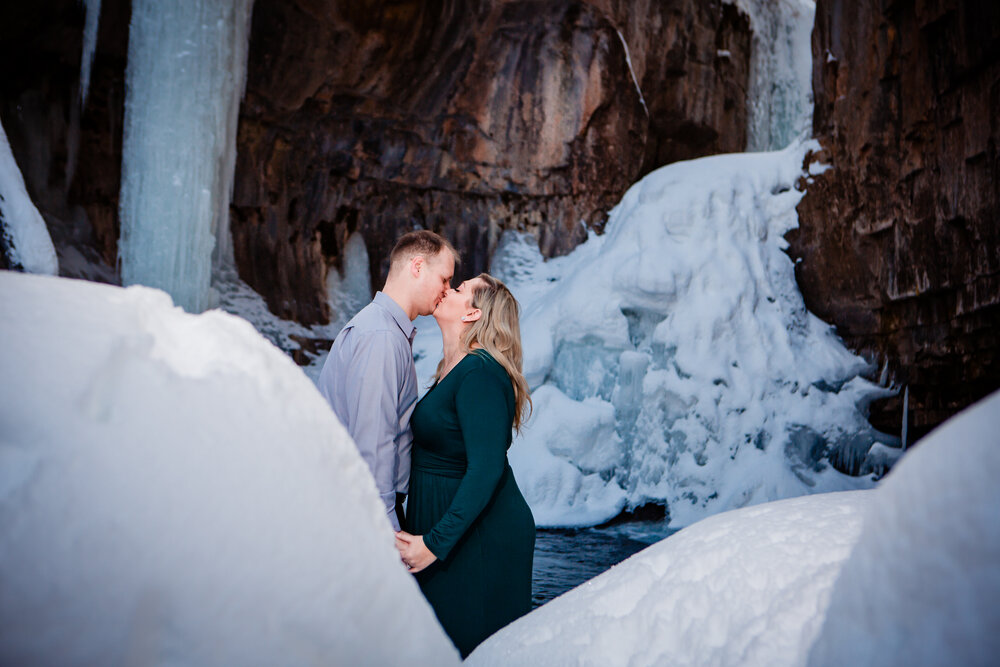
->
[727, 0, 815, 151]
[492, 140, 894, 529]
[79, 0, 102, 106]
[118, 0, 254, 312]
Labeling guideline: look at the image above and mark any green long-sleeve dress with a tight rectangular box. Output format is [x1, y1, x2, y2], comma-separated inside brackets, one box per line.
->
[407, 349, 535, 658]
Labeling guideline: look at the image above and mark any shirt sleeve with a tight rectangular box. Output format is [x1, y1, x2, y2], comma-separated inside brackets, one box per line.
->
[423, 366, 511, 561]
[341, 330, 406, 531]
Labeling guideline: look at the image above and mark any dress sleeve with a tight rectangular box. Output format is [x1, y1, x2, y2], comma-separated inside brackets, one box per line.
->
[423, 365, 511, 561]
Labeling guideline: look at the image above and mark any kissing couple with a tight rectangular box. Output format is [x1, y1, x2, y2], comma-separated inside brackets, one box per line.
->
[318, 230, 535, 658]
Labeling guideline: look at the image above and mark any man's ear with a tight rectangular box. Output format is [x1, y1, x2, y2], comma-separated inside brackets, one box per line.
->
[410, 255, 424, 277]
[464, 308, 482, 323]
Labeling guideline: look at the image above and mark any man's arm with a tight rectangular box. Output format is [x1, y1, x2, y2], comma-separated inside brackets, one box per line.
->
[340, 331, 406, 531]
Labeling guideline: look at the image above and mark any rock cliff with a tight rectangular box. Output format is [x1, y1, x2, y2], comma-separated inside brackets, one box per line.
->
[234, 0, 751, 323]
[792, 0, 1000, 436]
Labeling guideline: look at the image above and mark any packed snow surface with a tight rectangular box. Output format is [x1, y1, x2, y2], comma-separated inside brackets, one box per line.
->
[118, 0, 253, 312]
[0, 120, 58, 275]
[491, 139, 893, 529]
[0, 272, 458, 665]
[808, 390, 1000, 667]
[468, 490, 871, 666]
[469, 390, 1000, 666]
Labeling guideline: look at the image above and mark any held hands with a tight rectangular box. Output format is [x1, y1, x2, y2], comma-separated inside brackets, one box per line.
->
[395, 531, 437, 573]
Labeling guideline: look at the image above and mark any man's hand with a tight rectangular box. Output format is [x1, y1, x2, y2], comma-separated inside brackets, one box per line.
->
[395, 531, 437, 573]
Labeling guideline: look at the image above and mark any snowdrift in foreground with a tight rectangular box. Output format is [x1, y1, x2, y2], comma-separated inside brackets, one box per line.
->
[808, 390, 1000, 667]
[467, 390, 1000, 666]
[0, 272, 458, 665]
[492, 140, 894, 529]
[469, 491, 871, 666]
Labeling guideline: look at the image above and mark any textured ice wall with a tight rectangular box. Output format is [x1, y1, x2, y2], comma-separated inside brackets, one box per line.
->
[119, 0, 253, 312]
[493, 140, 893, 529]
[0, 119, 58, 275]
[726, 0, 815, 151]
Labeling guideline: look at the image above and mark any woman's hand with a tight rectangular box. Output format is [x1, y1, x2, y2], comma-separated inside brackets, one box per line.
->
[395, 531, 437, 573]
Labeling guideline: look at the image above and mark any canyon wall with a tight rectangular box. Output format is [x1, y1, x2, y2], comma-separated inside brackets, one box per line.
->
[792, 0, 1000, 436]
[233, 0, 751, 323]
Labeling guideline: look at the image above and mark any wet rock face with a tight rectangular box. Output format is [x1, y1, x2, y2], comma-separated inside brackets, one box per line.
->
[792, 0, 1000, 437]
[233, 0, 750, 324]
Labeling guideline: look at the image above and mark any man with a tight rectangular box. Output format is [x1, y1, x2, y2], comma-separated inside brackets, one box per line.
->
[318, 230, 458, 531]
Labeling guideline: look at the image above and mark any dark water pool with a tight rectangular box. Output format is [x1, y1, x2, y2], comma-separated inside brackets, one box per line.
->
[531, 522, 679, 608]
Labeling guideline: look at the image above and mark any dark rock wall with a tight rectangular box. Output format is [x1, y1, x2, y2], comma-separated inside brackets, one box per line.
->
[233, 0, 751, 323]
[792, 0, 1000, 437]
[0, 0, 129, 270]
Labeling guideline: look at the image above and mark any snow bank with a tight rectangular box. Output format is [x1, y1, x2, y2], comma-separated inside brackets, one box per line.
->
[808, 390, 1000, 667]
[467, 490, 872, 666]
[469, 389, 1000, 666]
[0, 272, 458, 665]
[0, 120, 58, 275]
[492, 140, 892, 529]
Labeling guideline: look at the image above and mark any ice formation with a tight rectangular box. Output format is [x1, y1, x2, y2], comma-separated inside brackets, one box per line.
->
[725, 0, 815, 151]
[118, 0, 254, 312]
[0, 119, 58, 275]
[79, 0, 102, 106]
[491, 140, 894, 529]
[808, 390, 1000, 667]
[0, 272, 459, 665]
[469, 390, 1000, 666]
[326, 231, 374, 332]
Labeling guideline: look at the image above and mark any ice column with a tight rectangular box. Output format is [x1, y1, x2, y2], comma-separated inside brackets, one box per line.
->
[728, 0, 815, 151]
[0, 119, 58, 275]
[119, 0, 254, 312]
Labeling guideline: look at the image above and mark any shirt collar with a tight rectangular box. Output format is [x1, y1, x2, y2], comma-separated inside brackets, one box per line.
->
[374, 291, 417, 343]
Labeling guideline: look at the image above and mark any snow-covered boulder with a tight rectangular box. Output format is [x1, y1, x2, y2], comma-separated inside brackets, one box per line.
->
[808, 390, 1000, 667]
[0, 272, 458, 665]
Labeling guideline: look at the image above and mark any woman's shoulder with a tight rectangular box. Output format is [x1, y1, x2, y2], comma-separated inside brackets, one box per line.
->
[456, 350, 512, 391]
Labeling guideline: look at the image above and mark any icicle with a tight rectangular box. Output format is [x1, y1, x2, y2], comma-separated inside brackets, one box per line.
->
[118, 0, 254, 313]
[901, 385, 909, 450]
[0, 118, 59, 275]
[79, 0, 102, 107]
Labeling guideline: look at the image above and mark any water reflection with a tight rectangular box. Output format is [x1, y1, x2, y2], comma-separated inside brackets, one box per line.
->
[532, 522, 679, 607]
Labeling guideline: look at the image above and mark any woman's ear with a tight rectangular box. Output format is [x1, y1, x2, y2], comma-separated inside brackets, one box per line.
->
[464, 308, 482, 323]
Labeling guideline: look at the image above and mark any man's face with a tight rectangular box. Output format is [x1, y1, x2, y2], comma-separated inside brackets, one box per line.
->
[415, 250, 455, 316]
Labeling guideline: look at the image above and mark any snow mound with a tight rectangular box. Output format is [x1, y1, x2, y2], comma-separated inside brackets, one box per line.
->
[808, 390, 1000, 667]
[467, 491, 871, 666]
[493, 140, 892, 529]
[0, 272, 458, 665]
[467, 389, 1000, 666]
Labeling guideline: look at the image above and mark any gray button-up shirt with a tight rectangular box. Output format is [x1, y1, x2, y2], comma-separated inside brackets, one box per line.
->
[318, 292, 418, 531]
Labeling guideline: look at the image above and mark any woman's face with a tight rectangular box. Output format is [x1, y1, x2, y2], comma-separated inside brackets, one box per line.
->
[433, 277, 485, 326]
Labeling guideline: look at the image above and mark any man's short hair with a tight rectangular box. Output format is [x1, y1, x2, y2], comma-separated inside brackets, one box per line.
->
[389, 230, 459, 270]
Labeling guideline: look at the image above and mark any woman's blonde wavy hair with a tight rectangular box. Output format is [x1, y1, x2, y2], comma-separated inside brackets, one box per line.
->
[434, 273, 532, 431]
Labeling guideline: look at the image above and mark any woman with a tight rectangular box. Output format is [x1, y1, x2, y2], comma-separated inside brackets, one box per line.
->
[395, 273, 535, 658]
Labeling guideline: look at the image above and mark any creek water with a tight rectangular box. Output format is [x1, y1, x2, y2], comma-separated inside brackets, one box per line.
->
[531, 522, 679, 608]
